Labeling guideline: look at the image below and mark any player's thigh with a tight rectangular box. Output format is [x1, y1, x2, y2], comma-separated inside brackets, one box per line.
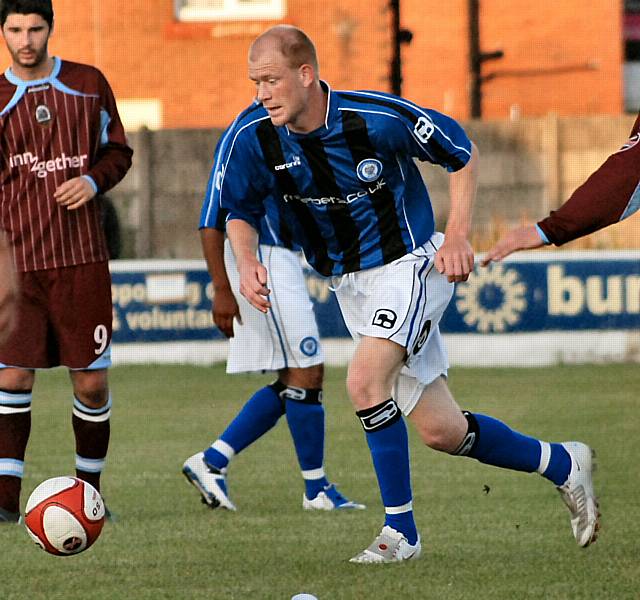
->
[0, 270, 50, 368]
[347, 336, 406, 408]
[50, 262, 113, 369]
[224, 242, 323, 372]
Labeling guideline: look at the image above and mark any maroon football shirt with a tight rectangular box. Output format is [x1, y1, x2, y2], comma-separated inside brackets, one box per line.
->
[538, 112, 640, 245]
[0, 58, 133, 272]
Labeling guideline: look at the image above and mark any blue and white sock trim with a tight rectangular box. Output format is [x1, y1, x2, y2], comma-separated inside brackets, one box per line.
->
[384, 501, 413, 515]
[0, 390, 32, 415]
[72, 395, 112, 422]
[302, 467, 325, 481]
[536, 441, 551, 474]
[75, 455, 106, 474]
[0, 458, 24, 478]
[212, 439, 235, 460]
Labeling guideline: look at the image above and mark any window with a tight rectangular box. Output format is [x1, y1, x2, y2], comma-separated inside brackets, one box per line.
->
[175, 0, 286, 22]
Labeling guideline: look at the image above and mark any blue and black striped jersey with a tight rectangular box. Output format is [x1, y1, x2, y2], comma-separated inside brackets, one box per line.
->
[200, 115, 297, 249]
[207, 83, 472, 276]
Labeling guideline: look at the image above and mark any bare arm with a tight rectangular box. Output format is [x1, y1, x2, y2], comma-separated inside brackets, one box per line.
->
[226, 219, 270, 313]
[435, 141, 479, 282]
[483, 113, 640, 265]
[481, 225, 544, 266]
[0, 233, 18, 345]
[200, 227, 240, 338]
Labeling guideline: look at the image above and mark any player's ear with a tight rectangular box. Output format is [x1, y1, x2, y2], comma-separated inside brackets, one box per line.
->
[299, 64, 314, 87]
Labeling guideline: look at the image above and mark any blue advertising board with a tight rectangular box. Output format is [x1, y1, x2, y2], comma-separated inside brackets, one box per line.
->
[110, 252, 640, 344]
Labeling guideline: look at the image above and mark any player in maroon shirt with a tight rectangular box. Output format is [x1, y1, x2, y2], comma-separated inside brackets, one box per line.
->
[0, 0, 132, 522]
[483, 112, 640, 264]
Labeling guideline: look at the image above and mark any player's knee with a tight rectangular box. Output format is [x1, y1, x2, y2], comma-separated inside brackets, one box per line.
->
[416, 411, 468, 453]
[281, 364, 323, 389]
[345, 366, 373, 408]
[71, 373, 109, 409]
[0, 368, 35, 391]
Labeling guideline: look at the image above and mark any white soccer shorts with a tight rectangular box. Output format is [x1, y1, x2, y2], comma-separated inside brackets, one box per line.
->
[224, 240, 324, 373]
[333, 232, 453, 415]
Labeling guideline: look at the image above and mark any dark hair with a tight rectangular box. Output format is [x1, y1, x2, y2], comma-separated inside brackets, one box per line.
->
[0, 0, 54, 28]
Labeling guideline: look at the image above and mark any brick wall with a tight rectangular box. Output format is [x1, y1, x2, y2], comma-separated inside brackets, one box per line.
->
[0, 1, 624, 125]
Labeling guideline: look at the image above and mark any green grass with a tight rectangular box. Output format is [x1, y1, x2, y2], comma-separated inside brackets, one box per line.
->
[5, 364, 640, 599]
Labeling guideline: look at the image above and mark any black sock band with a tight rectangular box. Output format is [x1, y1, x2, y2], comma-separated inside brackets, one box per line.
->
[452, 411, 479, 456]
[356, 398, 401, 432]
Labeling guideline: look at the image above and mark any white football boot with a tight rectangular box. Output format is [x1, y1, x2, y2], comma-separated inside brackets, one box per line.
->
[303, 483, 366, 511]
[556, 441, 600, 547]
[182, 452, 236, 511]
[349, 526, 421, 564]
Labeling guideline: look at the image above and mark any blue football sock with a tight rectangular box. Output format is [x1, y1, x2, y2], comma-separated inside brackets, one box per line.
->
[462, 414, 572, 485]
[285, 394, 329, 499]
[465, 413, 542, 472]
[358, 400, 418, 546]
[203, 384, 284, 470]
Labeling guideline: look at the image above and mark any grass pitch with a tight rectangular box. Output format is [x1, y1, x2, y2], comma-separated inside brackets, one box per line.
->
[5, 363, 640, 599]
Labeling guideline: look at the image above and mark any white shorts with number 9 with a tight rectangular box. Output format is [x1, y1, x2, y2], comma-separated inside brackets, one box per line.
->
[333, 232, 453, 415]
[224, 240, 324, 374]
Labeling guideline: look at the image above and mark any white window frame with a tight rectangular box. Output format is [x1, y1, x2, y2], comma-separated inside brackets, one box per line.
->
[175, 0, 286, 22]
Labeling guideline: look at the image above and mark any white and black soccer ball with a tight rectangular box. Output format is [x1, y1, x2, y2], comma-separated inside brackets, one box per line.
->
[24, 476, 105, 556]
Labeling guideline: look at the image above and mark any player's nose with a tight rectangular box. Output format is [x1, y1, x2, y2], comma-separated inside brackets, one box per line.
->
[256, 83, 270, 101]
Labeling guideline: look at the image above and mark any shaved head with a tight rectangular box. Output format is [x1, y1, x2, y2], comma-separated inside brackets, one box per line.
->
[250, 25, 318, 74]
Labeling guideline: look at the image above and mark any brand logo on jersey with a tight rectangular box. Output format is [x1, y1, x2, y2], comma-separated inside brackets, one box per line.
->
[356, 158, 383, 182]
[274, 155, 301, 171]
[413, 116, 435, 143]
[35, 104, 52, 125]
[372, 308, 397, 329]
[27, 84, 50, 93]
[283, 179, 387, 206]
[8, 151, 89, 179]
[300, 336, 319, 357]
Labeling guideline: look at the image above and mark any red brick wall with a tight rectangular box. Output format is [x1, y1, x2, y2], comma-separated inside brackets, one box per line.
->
[0, 1, 623, 127]
[402, 0, 623, 120]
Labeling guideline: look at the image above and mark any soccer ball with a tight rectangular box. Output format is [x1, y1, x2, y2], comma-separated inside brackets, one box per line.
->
[24, 476, 105, 556]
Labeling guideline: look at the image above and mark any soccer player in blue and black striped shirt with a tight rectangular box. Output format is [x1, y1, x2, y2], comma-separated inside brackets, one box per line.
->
[218, 25, 599, 561]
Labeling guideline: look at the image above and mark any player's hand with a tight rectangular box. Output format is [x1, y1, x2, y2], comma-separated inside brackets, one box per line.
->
[212, 287, 241, 338]
[54, 177, 96, 210]
[236, 255, 270, 313]
[435, 233, 474, 282]
[481, 225, 544, 266]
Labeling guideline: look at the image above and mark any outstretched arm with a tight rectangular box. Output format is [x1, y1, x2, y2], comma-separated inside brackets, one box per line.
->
[483, 113, 640, 265]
